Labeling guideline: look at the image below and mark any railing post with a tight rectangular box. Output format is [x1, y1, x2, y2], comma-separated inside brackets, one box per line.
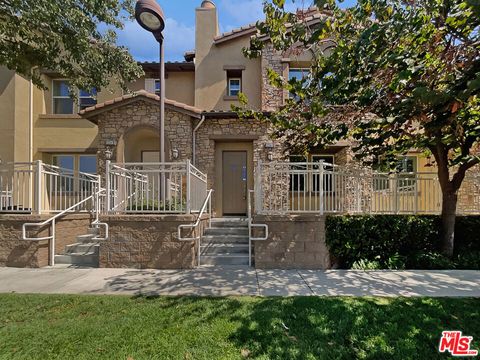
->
[50, 219, 55, 266]
[319, 161, 324, 215]
[35, 160, 42, 214]
[414, 172, 419, 214]
[105, 160, 111, 213]
[186, 159, 191, 214]
[255, 160, 263, 213]
[393, 173, 398, 214]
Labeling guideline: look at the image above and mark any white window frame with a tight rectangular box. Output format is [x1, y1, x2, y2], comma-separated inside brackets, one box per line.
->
[52, 79, 74, 115]
[228, 77, 242, 97]
[51, 79, 97, 114]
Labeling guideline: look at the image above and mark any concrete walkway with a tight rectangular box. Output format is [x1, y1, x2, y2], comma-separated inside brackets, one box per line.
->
[0, 266, 479, 297]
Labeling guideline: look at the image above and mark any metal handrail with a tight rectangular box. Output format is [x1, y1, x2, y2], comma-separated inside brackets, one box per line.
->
[247, 190, 268, 267]
[22, 185, 108, 266]
[178, 189, 213, 267]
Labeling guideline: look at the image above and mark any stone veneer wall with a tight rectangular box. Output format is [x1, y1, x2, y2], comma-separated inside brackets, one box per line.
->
[99, 215, 208, 269]
[94, 100, 193, 176]
[253, 215, 331, 269]
[0, 214, 92, 268]
[261, 43, 288, 111]
[195, 117, 286, 205]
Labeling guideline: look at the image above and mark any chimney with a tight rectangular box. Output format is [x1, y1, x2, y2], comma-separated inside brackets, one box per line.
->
[195, 1, 219, 60]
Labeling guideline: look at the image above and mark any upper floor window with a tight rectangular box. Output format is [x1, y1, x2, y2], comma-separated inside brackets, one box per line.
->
[228, 78, 241, 97]
[145, 78, 161, 95]
[79, 89, 97, 111]
[53, 80, 74, 114]
[288, 68, 310, 99]
[226, 69, 243, 98]
[52, 80, 97, 114]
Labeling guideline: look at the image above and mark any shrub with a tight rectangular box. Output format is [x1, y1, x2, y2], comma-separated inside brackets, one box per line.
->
[326, 215, 480, 270]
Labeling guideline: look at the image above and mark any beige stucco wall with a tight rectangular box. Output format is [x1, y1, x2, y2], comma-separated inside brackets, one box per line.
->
[195, 6, 261, 111]
[0, 67, 35, 163]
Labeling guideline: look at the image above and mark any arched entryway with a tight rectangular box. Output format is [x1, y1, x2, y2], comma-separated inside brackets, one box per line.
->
[116, 125, 171, 163]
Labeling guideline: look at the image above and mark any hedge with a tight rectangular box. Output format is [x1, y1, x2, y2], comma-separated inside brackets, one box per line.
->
[325, 215, 480, 270]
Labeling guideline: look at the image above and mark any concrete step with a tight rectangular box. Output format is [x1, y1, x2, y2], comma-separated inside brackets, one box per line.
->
[200, 255, 249, 266]
[87, 227, 100, 235]
[200, 244, 249, 256]
[76, 234, 98, 243]
[55, 253, 99, 267]
[202, 235, 249, 244]
[210, 218, 248, 228]
[65, 243, 99, 255]
[204, 227, 249, 236]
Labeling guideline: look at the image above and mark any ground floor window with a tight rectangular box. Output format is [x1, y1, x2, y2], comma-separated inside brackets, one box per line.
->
[52, 154, 97, 193]
[289, 154, 335, 193]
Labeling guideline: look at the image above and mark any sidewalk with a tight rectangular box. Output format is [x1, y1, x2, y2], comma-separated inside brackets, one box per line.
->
[0, 266, 478, 297]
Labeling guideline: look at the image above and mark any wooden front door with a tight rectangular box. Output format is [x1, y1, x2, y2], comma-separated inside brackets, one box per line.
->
[222, 151, 248, 215]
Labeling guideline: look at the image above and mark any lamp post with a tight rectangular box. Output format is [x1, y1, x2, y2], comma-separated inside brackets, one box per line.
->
[135, 0, 166, 203]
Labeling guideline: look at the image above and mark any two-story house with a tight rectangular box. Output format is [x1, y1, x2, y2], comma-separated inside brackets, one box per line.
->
[1, 1, 478, 269]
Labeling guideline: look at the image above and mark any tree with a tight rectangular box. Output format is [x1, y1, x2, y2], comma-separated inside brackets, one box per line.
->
[239, 0, 480, 257]
[0, 0, 143, 93]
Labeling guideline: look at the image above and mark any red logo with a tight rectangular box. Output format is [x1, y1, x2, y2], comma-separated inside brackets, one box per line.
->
[439, 331, 478, 356]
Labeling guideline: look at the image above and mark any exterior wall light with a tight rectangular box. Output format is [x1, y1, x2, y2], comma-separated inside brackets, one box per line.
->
[172, 149, 179, 160]
[267, 152, 273, 161]
[104, 148, 113, 160]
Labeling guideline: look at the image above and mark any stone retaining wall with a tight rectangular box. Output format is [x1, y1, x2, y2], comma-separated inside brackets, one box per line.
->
[99, 214, 208, 269]
[0, 214, 92, 268]
[253, 215, 331, 269]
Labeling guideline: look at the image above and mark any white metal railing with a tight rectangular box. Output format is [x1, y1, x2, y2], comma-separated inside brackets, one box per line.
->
[247, 190, 268, 267]
[22, 185, 108, 266]
[255, 161, 480, 215]
[106, 160, 207, 214]
[1, 161, 101, 214]
[178, 189, 213, 267]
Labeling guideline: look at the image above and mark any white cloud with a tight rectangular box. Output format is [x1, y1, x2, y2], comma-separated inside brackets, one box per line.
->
[116, 18, 195, 62]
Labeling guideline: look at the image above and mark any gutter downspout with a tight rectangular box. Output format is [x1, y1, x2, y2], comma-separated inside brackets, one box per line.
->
[192, 114, 205, 166]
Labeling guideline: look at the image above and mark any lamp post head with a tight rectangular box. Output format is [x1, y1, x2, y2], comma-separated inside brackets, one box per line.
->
[135, 0, 165, 34]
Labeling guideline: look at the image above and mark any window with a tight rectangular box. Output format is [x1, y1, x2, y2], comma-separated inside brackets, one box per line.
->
[154, 79, 161, 95]
[226, 69, 243, 97]
[52, 80, 97, 114]
[53, 80, 74, 114]
[288, 68, 310, 99]
[289, 155, 307, 192]
[52, 154, 97, 193]
[79, 155, 97, 174]
[228, 78, 241, 97]
[312, 155, 334, 193]
[79, 89, 97, 111]
[53, 155, 75, 192]
[373, 156, 418, 191]
[398, 156, 417, 192]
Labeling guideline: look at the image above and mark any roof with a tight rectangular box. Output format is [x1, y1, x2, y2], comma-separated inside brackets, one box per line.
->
[140, 62, 195, 73]
[79, 90, 203, 121]
[214, 23, 258, 45]
[213, 7, 332, 45]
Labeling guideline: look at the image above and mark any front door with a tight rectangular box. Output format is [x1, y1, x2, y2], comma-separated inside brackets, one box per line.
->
[222, 151, 247, 215]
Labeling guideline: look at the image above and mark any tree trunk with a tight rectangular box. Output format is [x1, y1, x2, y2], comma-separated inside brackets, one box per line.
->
[440, 187, 458, 258]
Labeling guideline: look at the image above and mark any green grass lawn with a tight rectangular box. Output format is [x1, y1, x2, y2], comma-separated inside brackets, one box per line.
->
[0, 295, 478, 360]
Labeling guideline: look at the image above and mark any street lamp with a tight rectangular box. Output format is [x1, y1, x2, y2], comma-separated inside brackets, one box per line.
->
[135, 0, 167, 203]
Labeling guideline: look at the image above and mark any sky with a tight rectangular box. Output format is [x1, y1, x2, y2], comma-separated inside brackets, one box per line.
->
[115, 0, 355, 63]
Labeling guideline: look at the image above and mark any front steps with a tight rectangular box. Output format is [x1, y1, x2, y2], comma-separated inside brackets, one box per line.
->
[54, 227, 101, 267]
[200, 218, 250, 266]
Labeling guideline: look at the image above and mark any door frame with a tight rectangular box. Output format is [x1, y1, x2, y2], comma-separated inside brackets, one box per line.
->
[214, 142, 254, 216]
